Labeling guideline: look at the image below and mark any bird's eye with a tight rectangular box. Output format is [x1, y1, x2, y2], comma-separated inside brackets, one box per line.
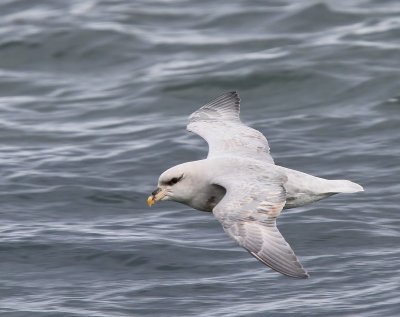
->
[167, 175, 183, 186]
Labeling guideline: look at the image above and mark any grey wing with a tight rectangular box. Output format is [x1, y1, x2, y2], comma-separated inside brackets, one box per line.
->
[212, 174, 309, 278]
[187, 91, 274, 163]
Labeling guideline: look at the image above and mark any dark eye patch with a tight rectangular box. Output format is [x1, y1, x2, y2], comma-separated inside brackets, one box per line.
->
[167, 174, 183, 186]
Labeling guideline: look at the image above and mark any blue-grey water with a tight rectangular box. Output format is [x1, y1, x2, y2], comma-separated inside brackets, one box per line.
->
[1, 1, 400, 316]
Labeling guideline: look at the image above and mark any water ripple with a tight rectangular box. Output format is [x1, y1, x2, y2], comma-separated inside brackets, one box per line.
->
[1, 0, 399, 316]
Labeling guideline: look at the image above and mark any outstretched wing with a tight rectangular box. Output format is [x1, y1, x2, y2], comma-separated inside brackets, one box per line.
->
[187, 91, 274, 163]
[212, 173, 309, 278]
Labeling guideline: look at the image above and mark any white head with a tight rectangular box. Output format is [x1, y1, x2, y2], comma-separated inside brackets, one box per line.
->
[147, 163, 198, 207]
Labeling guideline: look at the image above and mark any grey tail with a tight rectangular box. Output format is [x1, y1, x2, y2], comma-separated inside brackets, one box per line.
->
[328, 180, 364, 193]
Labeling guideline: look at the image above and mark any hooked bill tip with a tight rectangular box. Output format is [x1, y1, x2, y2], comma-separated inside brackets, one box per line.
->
[147, 195, 155, 207]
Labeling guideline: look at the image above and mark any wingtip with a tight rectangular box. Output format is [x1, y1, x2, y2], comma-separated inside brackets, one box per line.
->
[220, 91, 240, 105]
[189, 91, 241, 123]
[250, 251, 309, 279]
[302, 272, 310, 279]
[229, 91, 240, 103]
[283, 269, 310, 279]
[275, 268, 310, 279]
[276, 270, 309, 279]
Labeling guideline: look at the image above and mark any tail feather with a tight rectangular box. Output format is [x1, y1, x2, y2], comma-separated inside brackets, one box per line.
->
[329, 180, 364, 193]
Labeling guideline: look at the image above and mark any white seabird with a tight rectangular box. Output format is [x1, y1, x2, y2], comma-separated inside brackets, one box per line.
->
[147, 91, 363, 278]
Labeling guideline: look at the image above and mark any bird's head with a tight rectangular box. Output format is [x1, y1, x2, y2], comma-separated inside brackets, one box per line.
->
[147, 163, 195, 207]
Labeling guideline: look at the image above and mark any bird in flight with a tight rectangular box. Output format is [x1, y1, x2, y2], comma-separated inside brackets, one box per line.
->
[147, 91, 363, 278]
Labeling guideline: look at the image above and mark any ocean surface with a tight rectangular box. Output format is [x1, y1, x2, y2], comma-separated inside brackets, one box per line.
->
[1, 0, 400, 316]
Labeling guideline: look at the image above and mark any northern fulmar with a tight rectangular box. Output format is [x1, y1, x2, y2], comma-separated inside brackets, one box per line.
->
[147, 91, 363, 278]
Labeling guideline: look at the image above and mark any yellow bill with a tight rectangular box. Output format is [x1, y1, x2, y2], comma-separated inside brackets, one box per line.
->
[147, 187, 167, 207]
[147, 195, 155, 207]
